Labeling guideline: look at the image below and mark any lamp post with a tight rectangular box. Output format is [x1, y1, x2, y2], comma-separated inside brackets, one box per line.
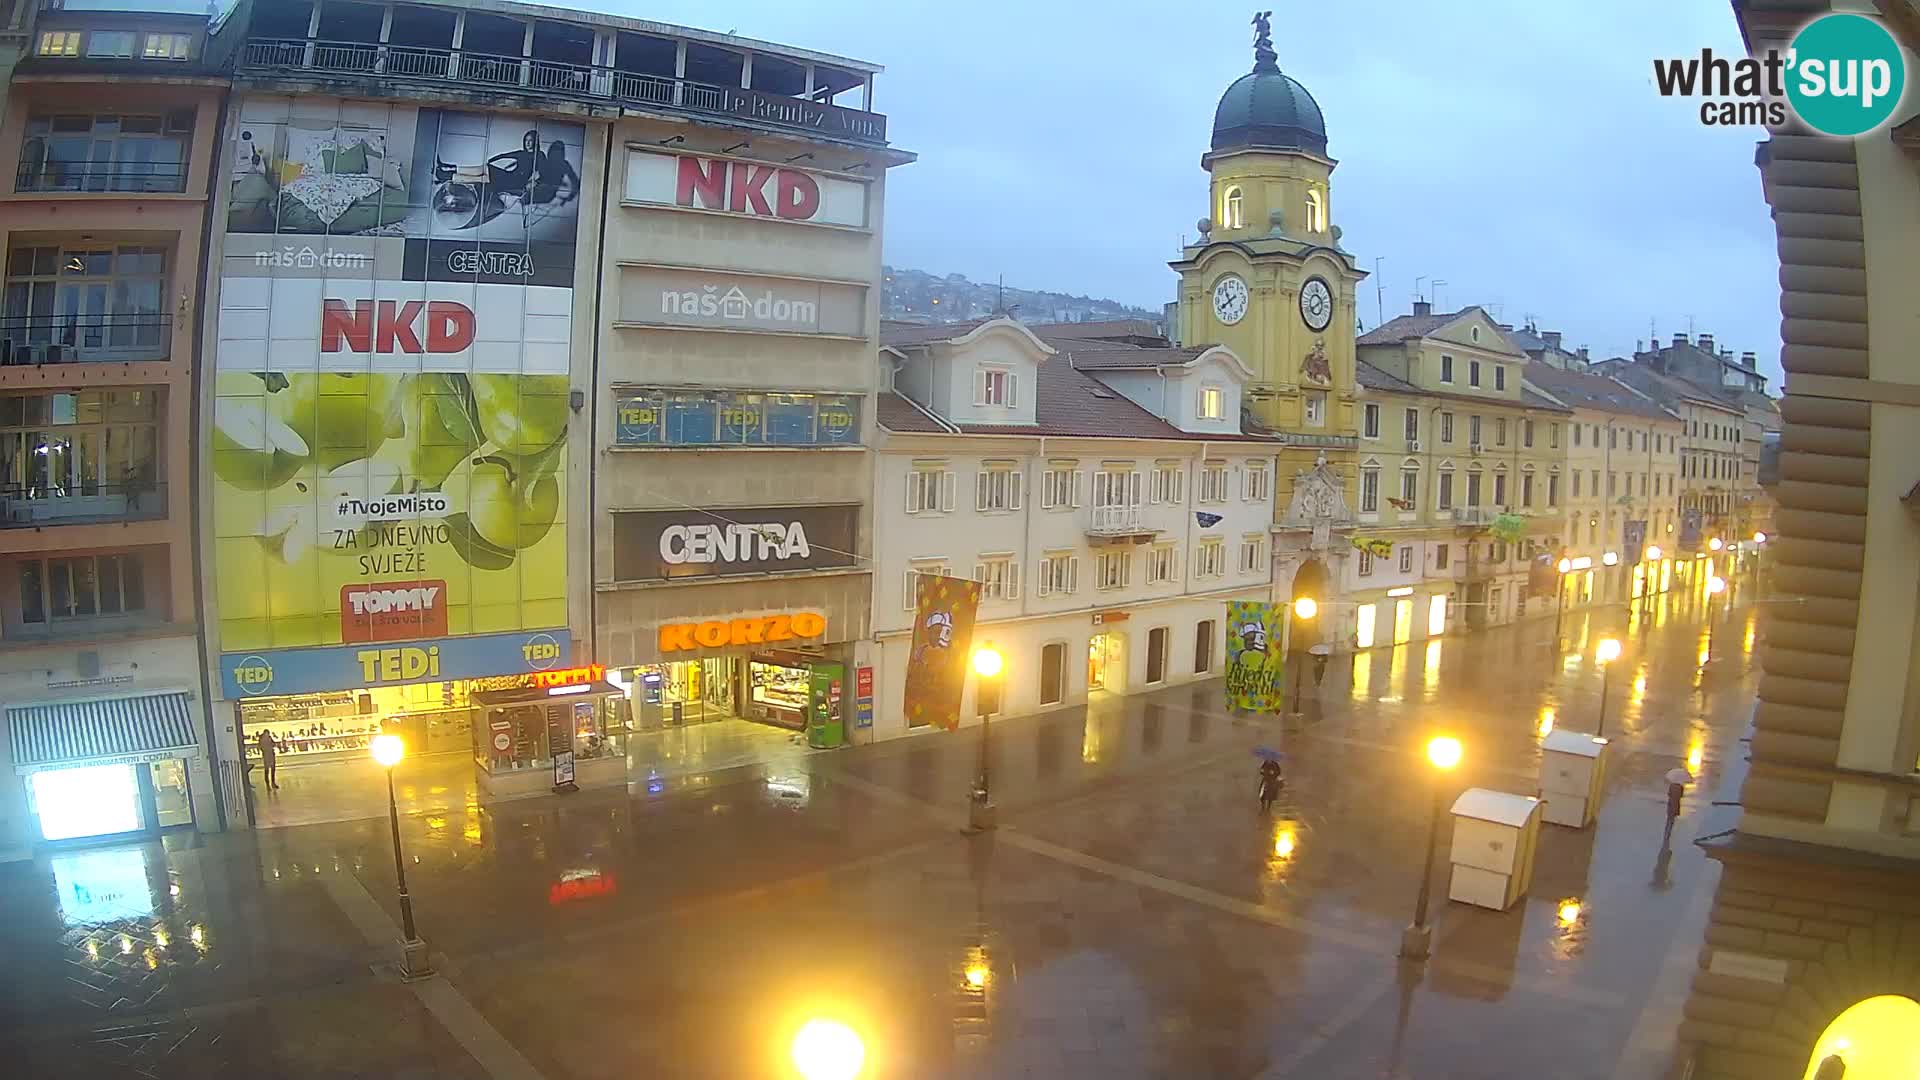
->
[1553, 558, 1572, 649]
[370, 734, 431, 979]
[968, 644, 1004, 832]
[1594, 637, 1622, 737]
[1287, 596, 1317, 718]
[1400, 735, 1462, 961]
[1702, 576, 1729, 674]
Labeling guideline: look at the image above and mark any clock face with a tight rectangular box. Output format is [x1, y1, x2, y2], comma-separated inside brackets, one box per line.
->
[1300, 277, 1334, 331]
[1212, 275, 1249, 326]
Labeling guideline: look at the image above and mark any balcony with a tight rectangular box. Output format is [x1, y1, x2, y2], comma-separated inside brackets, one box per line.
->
[1, 482, 167, 528]
[239, 38, 889, 146]
[0, 315, 172, 366]
[1450, 506, 1498, 526]
[1086, 505, 1160, 541]
[15, 163, 187, 195]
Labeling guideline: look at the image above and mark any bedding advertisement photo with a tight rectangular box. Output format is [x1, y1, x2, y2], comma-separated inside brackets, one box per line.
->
[211, 96, 582, 656]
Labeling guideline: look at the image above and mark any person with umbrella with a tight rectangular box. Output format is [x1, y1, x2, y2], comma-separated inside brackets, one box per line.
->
[1662, 764, 1692, 847]
[1254, 747, 1285, 812]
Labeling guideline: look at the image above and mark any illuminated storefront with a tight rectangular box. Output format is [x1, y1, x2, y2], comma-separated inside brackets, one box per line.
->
[8, 688, 203, 843]
[616, 614, 841, 737]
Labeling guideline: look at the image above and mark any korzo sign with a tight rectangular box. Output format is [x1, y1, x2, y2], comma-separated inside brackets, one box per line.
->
[624, 150, 870, 229]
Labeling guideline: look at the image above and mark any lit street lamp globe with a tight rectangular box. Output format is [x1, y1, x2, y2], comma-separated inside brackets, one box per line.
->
[1596, 638, 1622, 664]
[1708, 576, 1727, 595]
[1708, 537, 1724, 551]
[1426, 736, 1463, 771]
[971, 646, 1004, 679]
[1293, 597, 1318, 619]
[370, 734, 405, 768]
[1753, 531, 1767, 544]
[1557, 558, 1572, 574]
[1602, 551, 1619, 567]
[1646, 545, 1662, 561]
[791, 1019, 865, 1080]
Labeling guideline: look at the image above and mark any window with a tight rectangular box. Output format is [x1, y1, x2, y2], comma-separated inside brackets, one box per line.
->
[1440, 412, 1454, 443]
[1147, 544, 1179, 584]
[1573, 424, 1583, 447]
[1467, 470, 1483, 507]
[37, 31, 81, 56]
[1150, 463, 1183, 504]
[1470, 326, 1482, 343]
[1223, 186, 1244, 229]
[1199, 385, 1225, 420]
[1194, 620, 1216, 674]
[1592, 424, 1600, 445]
[1434, 544, 1451, 570]
[1440, 355, 1455, 383]
[1495, 417, 1508, 447]
[1437, 469, 1455, 509]
[1036, 551, 1077, 596]
[1095, 549, 1131, 590]
[973, 554, 1020, 601]
[1239, 534, 1267, 574]
[976, 367, 1016, 407]
[5, 244, 173, 364]
[1548, 473, 1560, 507]
[1, 390, 161, 510]
[1398, 546, 1413, 573]
[1041, 464, 1079, 509]
[1399, 468, 1419, 509]
[1495, 365, 1507, 391]
[1363, 403, 1380, 439]
[1199, 464, 1229, 504]
[1469, 359, 1482, 387]
[1358, 550, 1374, 576]
[1244, 461, 1271, 501]
[1304, 392, 1325, 426]
[1196, 538, 1226, 577]
[1305, 188, 1325, 232]
[1573, 471, 1582, 498]
[1523, 420, 1534, 447]
[18, 112, 193, 194]
[906, 466, 954, 514]
[1607, 472, 1616, 497]
[1404, 408, 1420, 443]
[1550, 423, 1560, 448]
[976, 464, 1022, 512]
[142, 32, 194, 60]
[903, 560, 950, 610]
[85, 31, 137, 58]
[19, 552, 145, 624]
[1360, 467, 1380, 513]
[1522, 472, 1535, 507]
[1469, 415, 1482, 446]
[1093, 467, 1141, 508]
[1609, 427, 1618, 450]
[1491, 471, 1509, 505]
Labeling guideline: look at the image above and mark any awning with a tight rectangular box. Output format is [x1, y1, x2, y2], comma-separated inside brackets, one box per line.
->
[8, 691, 199, 773]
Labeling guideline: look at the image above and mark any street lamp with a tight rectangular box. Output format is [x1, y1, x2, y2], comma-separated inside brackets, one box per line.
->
[1552, 558, 1574, 654]
[1708, 536, 1725, 552]
[1602, 551, 1618, 566]
[1752, 531, 1767, 545]
[1287, 597, 1317, 718]
[968, 644, 1004, 832]
[1400, 735, 1462, 961]
[1646, 545, 1662, 562]
[369, 734, 430, 979]
[1594, 638, 1622, 737]
[1702, 576, 1730, 672]
[791, 1018, 865, 1080]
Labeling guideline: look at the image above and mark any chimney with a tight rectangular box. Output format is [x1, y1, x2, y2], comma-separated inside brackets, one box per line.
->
[1698, 333, 1714, 352]
[1740, 350, 1757, 369]
[1412, 299, 1432, 317]
[1673, 333, 1688, 347]
[1577, 346, 1590, 361]
[1542, 330, 1562, 350]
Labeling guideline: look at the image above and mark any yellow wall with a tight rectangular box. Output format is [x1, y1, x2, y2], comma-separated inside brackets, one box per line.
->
[1207, 150, 1333, 242]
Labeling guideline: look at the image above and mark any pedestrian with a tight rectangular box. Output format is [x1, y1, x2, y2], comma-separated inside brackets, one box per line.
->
[1662, 766, 1689, 847]
[255, 729, 281, 791]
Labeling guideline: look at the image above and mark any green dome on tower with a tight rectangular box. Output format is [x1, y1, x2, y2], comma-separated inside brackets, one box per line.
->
[1210, 12, 1327, 157]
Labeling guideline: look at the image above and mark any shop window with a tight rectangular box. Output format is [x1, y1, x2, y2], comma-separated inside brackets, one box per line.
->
[1194, 620, 1215, 674]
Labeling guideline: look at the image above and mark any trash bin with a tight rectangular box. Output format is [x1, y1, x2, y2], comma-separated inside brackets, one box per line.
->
[1447, 787, 1543, 912]
[1538, 729, 1611, 828]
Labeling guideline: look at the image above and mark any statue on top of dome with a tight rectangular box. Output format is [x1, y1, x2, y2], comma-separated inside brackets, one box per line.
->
[1251, 10, 1278, 72]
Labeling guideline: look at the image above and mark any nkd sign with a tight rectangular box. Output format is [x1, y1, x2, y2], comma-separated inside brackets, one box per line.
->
[623, 149, 869, 229]
[618, 265, 865, 337]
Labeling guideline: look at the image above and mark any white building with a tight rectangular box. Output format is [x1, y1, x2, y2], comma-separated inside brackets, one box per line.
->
[866, 318, 1280, 736]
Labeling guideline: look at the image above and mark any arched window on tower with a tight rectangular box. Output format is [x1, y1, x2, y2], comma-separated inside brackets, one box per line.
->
[1305, 188, 1326, 233]
[1222, 186, 1244, 229]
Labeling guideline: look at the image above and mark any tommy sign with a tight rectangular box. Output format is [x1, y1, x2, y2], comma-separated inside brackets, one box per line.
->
[612, 505, 858, 581]
[618, 266, 866, 337]
[623, 150, 870, 229]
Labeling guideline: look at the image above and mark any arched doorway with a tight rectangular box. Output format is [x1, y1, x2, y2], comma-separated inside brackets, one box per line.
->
[1288, 558, 1327, 654]
[1801, 995, 1920, 1080]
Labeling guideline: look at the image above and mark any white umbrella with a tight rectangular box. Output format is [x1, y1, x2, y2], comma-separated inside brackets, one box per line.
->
[1665, 767, 1693, 786]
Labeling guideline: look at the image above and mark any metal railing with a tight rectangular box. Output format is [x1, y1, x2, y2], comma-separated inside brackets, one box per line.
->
[1450, 506, 1498, 525]
[15, 163, 188, 194]
[1, 481, 168, 527]
[0, 314, 173, 365]
[239, 37, 887, 144]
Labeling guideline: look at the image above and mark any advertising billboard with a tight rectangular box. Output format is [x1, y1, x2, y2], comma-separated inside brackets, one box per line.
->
[612, 388, 860, 447]
[622, 149, 870, 228]
[610, 504, 859, 582]
[616, 265, 866, 337]
[211, 97, 582, 674]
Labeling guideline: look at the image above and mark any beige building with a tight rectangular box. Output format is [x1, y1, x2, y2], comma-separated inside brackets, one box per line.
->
[1675, 2, 1920, 1076]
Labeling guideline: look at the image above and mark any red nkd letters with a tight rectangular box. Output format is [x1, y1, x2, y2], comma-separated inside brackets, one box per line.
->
[675, 155, 822, 221]
[321, 300, 477, 354]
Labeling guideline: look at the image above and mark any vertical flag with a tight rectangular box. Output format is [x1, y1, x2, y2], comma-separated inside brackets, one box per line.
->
[1622, 520, 1647, 567]
[1224, 600, 1286, 713]
[903, 574, 983, 732]
[1679, 508, 1703, 553]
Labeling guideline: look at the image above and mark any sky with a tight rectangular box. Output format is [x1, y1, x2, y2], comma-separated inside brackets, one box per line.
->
[601, 0, 1784, 387]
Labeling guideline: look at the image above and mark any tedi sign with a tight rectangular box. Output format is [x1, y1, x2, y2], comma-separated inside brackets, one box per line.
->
[624, 149, 870, 228]
[1653, 13, 1906, 134]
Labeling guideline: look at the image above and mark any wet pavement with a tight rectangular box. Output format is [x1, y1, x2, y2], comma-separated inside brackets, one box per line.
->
[0, 580, 1760, 1079]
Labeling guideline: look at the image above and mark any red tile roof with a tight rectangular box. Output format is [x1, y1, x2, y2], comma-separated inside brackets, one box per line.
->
[878, 363, 1280, 442]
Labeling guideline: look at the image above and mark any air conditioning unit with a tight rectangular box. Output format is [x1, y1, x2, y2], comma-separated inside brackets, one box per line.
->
[1407, 439, 1421, 452]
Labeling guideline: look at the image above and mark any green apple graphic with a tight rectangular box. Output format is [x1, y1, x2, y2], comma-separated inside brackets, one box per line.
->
[406, 373, 485, 489]
[438, 442, 563, 569]
[317, 458, 406, 556]
[272, 373, 408, 472]
[471, 374, 569, 456]
[211, 397, 310, 491]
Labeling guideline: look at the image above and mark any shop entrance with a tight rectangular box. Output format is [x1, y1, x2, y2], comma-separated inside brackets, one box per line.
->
[1393, 599, 1414, 645]
[630, 653, 818, 733]
[1088, 632, 1125, 694]
[26, 758, 194, 843]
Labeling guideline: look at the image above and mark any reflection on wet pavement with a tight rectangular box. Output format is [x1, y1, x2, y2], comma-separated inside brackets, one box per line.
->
[0, 587, 1761, 1078]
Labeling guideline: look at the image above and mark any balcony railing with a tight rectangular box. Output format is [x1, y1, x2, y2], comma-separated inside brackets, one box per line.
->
[0, 315, 172, 365]
[1, 482, 168, 528]
[15, 163, 187, 194]
[1450, 507, 1498, 526]
[239, 37, 888, 145]
[1087, 505, 1157, 536]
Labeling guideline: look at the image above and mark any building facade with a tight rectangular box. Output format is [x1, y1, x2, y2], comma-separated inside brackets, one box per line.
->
[868, 318, 1278, 732]
[0, 6, 227, 858]
[1674, 3, 1920, 1076]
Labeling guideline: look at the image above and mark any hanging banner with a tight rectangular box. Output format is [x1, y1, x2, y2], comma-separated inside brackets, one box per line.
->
[1224, 600, 1286, 713]
[1350, 536, 1394, 558]
[1679, 508, 1704, 553]
[1195, 511, 1223, 528]
[1622, 520, 1647, 567]
[1528, 551, 1560, 596]
[902, 575, 982, 732]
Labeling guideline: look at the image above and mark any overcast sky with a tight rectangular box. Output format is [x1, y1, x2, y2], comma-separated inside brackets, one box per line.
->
[603, 0, 1784, 386]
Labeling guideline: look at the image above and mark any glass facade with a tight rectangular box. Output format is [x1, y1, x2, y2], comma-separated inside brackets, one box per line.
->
[613, 388, 860, 447]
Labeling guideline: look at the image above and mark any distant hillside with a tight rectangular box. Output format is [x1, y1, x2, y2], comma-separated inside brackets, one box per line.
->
[882, 266, 1160, 327]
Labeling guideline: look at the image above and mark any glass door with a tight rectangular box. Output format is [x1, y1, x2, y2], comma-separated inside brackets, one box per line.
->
[147, 758, 193, 828]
